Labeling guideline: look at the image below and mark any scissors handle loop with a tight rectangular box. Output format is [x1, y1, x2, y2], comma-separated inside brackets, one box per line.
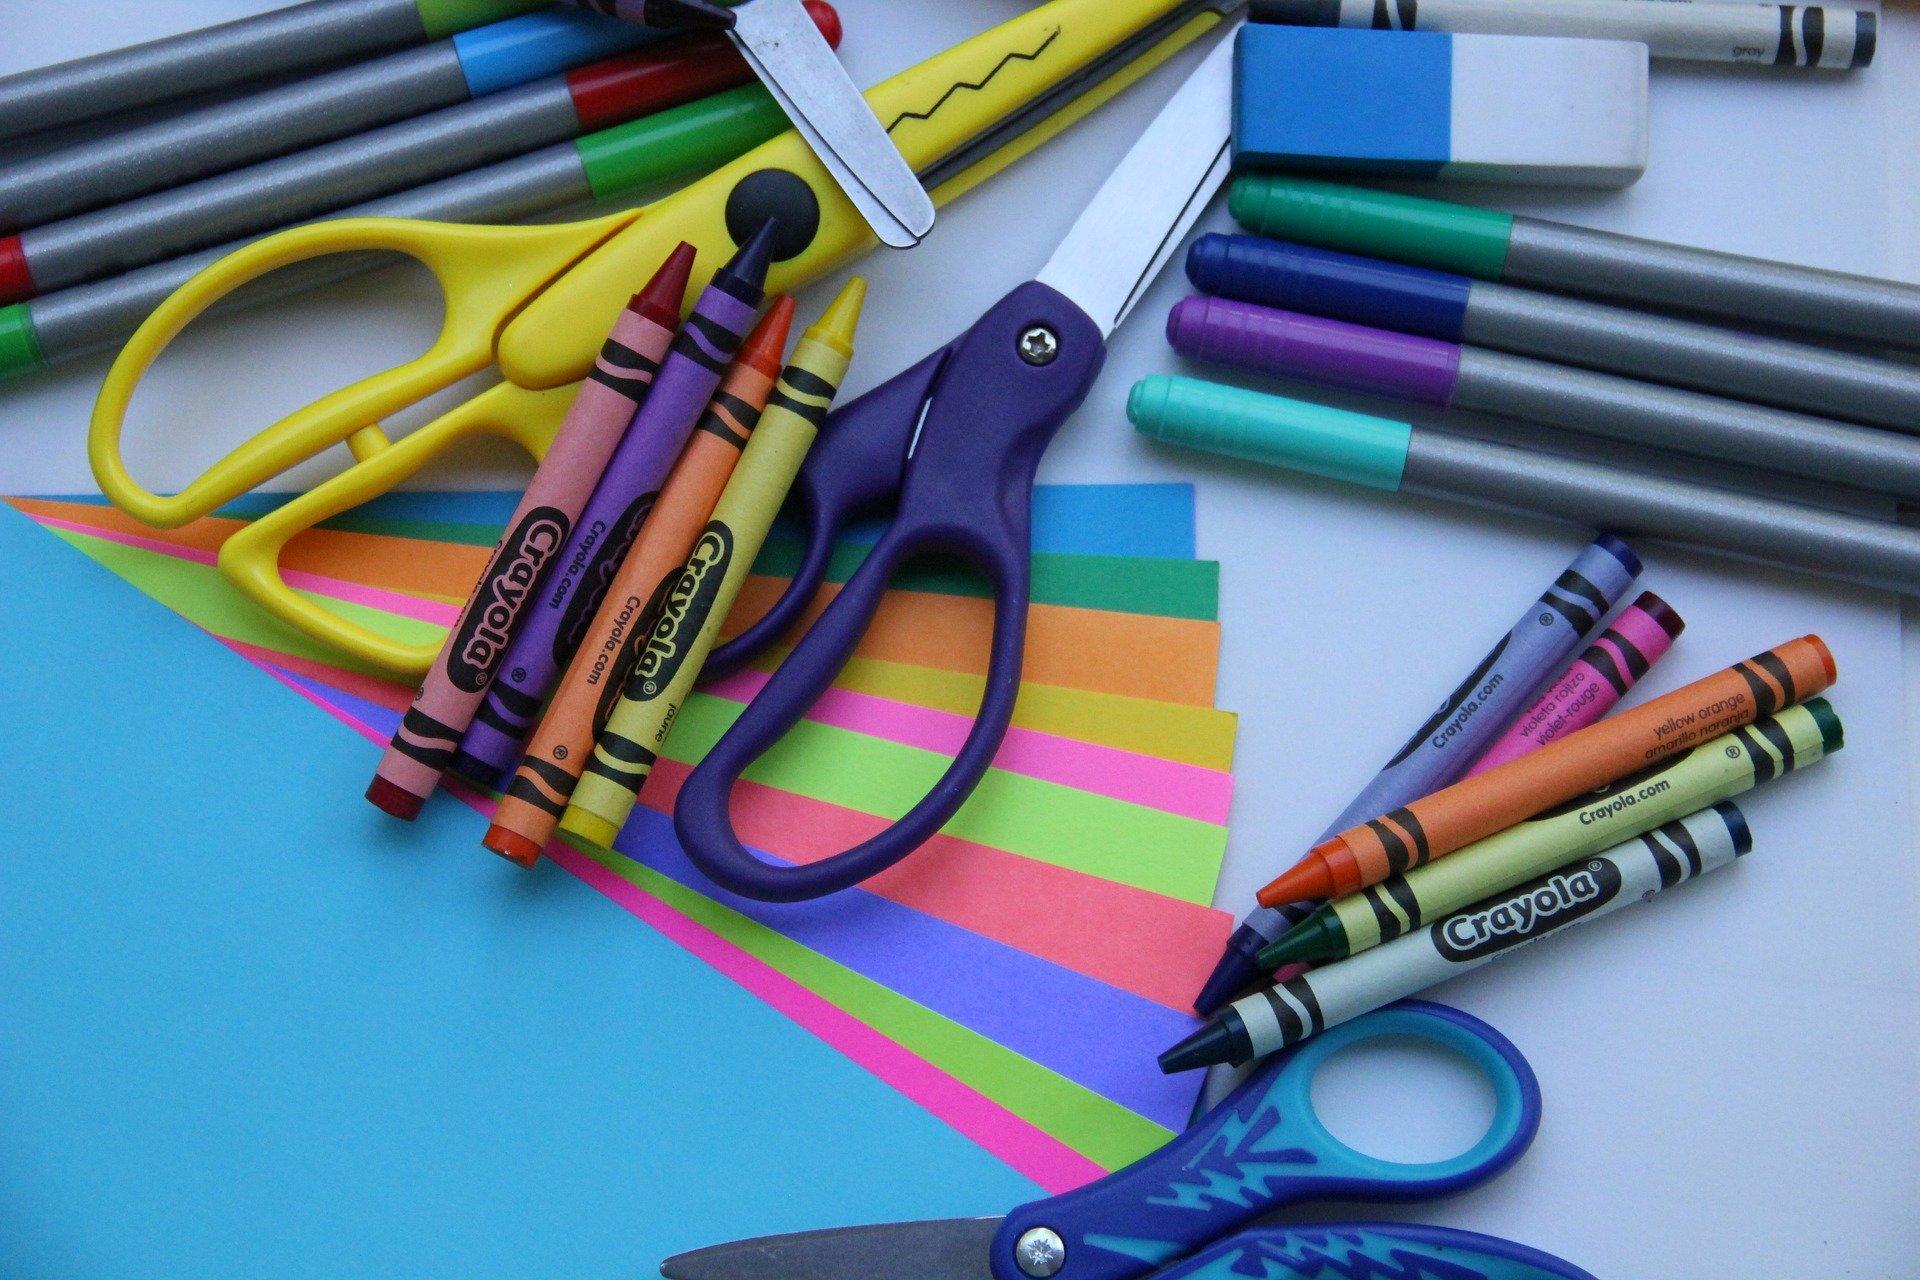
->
[217, 380, 578, 676]
[675, 283, 1104, 901]
[702, 347, 943, 680]
[1151, 1223, 1597, 1280]
[88, 214, 617, 530]
[989, 1002, 1542, 1280]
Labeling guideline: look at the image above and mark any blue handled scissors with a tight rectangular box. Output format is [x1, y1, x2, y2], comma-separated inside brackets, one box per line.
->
[662, 1003, 1595, 1280]
[672, 17, 1244, 902]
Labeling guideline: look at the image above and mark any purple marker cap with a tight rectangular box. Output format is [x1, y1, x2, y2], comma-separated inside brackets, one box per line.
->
[1167, 294, 1461, 407]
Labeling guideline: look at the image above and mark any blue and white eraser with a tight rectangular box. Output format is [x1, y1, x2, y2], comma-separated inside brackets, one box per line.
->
[1232, 25, 1649, 188]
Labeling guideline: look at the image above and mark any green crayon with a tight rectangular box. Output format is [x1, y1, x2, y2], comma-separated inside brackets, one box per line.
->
[1260, 697, 1842, 968]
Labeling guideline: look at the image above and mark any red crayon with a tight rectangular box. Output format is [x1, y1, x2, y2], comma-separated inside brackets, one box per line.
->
[366, 242, 693, 820]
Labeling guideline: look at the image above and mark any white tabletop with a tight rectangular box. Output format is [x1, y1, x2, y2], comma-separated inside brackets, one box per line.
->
[3, 2, 1916, 1273]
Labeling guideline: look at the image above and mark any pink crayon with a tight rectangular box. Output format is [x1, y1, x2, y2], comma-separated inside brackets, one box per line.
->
[1466, 591, 1685, 777]
[366, 242, 696, 821]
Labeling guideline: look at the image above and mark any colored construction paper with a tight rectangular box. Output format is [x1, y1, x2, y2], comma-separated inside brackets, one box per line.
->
[0, 501, 1044, 1276]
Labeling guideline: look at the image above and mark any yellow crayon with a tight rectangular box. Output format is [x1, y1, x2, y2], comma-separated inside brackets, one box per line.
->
[561, 277, 867, 847]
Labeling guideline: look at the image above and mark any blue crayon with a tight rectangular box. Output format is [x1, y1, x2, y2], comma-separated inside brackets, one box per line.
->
[1192, 534, 1640, 1014]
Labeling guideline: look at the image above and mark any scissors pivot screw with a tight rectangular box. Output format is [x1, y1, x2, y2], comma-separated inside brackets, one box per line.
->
[1014, 1227, 1066, 1277]
[1017, 327, 1060, 366]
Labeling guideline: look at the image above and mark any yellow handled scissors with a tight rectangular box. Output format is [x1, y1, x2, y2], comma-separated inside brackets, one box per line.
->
[88, 0, 1235, 676]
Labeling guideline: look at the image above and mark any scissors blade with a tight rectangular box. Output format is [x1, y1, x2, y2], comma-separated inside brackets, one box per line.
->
[661, 1217, 1001, 1280]
[1033, 30, 1237, 339]
[729, 0, 937, 249]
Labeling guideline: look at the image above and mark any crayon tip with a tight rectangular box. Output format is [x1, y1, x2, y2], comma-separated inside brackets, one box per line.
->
[1193, 926, 1268, 1015]
[1159, 1019, 1238, 1074]
[1256, 853, 1334, 909]
[559, 807, 620, 849]
[738, 295, 796, 377]
[809, 277, 867, 356]
[633, 242, 697, 327]
[1636, 589, 1684, 640]
[366, 776, 424, 821]
[721, 219, 778, 294]
[483, 824, 543, 868]
[1256, 912, 1341, 969]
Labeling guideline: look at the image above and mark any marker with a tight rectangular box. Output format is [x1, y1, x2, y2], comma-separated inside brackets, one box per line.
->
[1185, 233, 1920, 438]
[1191, 533, 1641, 1016]
[483, 294, 795, 867]
[0, 7, 840, 305]
[0, 7, 687, 233]
[1467, 591, 1683, 776]
[560, 277, 866, 847]
[1251, 0, 1875, 68]
[365, 242, 693, 821]
[450, 221, 776, 788]
[1252, 634, 1833, 907]
[1162, 801, 1755, 1072]
[1227, 174, 1920, 354]
[1165, 283, 1920, 502]
[0, 0, 548, 143]
[0, 84, 793, 384]
[1127, 375, 1920, 597]
[1261, 697, 1839, 968]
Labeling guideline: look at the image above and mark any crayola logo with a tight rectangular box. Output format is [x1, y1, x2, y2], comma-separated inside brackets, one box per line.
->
[1382, 635, 1511, 768]
[553, 491, 656, 666]
[1433, 859, 1621, 961]
[448, 507, 568, 692]
[626, 523, 735, 705]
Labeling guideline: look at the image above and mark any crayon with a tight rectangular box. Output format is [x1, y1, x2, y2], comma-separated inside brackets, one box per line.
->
[1261, 697, 1840, 968]
[482, 295, 796, 867]
[0, 8, 680, 234]
[1251, 0, 1875, 68]
[0, 8, 840, 305]
[1253, 634, 1834, 907]
[0, 84, 793, 385]
[1127, 375, 1920, 597]
[451, 221, 777, 787]
[364, 242, 693, 821]
[0, 0, 547, 143]
[560, 277, 866, 847]
[1181, 234, 1920, 438]
[1467, 592, 1682, 776]
[1163, 800, 1756, 1071]
[1166, 282, 1920, 502]
[1192, 533, 1642, 1015]
[1227, 175, 1920, 354]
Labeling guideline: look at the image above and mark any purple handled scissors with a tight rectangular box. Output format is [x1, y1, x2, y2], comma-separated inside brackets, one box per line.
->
[671, 29, 1240, 903]
[659, 1002, 1596, 1280]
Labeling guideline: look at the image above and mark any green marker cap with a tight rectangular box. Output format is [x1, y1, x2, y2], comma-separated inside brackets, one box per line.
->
[1128, 375, 1410, 492]
[577, 85, 787, 202]
[0, 304, 44, 382]
[415, 0, 550, 40]
[1229, 175, 1515, 282]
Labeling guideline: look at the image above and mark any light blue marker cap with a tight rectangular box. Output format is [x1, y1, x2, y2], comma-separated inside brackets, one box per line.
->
[1128, 375, 1410, 491]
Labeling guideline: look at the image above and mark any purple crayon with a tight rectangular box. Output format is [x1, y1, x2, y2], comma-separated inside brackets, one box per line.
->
[1467, 590, 1683, 776]
[452, 220, 775, 786]
[1188, 525, 1639, 1014]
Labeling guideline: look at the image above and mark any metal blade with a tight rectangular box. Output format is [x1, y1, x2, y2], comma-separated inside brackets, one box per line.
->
[662, 1218, 1001, 1280]
[729, 0, 938, 249]
[1033, 30, 1237, 338]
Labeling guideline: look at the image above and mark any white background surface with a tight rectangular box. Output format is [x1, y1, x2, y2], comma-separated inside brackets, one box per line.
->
[2, 2, 1916, 1273]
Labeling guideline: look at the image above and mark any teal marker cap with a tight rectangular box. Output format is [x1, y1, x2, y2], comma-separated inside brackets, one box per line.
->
[0, 303, 44, 382]
[1128, 375, 1410, 492]
[1229, 175, 1515, 282]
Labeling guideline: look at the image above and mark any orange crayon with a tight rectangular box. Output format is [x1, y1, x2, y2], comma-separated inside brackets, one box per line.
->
[1257, 635, 1836, 907]
[483, 296, 796, 867]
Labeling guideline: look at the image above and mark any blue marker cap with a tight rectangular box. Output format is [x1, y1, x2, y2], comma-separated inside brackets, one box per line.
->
[454, 9, 663, 97]
[1187, 234, 1472, 342]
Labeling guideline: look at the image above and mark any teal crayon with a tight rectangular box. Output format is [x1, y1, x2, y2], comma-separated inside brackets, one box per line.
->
[1162, 801, 1752, 1072]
